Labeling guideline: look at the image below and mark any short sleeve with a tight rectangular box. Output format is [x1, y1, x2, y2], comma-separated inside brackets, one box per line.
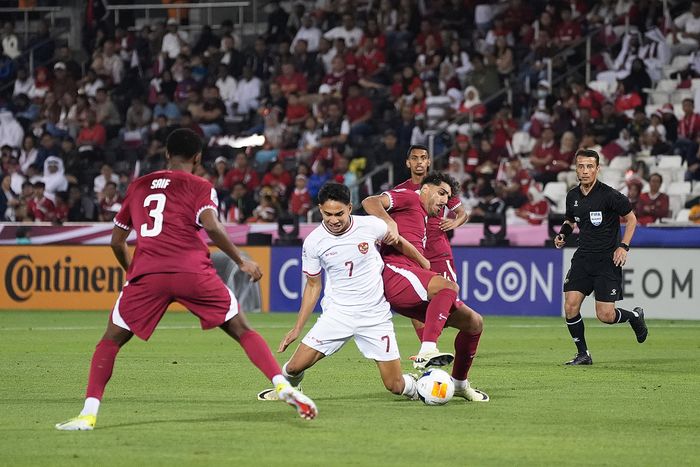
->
[195, 181, 219, 227]
[610, 189, 632, 216]
[447, 196, 462, 211]
[382, 188, 414, 212]
[367, 215, 388, 241]
[113, 185, 132, 230]
[302, 239, 321, 276]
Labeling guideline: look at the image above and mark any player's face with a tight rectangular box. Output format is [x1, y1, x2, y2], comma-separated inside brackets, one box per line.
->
[575, 156, 599, 185]
[422, 182, 451, 216]
[406, 149, 430, 177]
[320, 199, 352, 234]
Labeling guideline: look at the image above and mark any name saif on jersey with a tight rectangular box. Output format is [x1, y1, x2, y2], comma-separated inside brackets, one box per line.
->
[150, 178, 171, 190]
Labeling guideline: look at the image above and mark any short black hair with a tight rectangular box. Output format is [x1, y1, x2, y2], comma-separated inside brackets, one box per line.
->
[318, 182, 350, 205]
[166, 128, 202, 160]
[422, 172, 458, 197]
[406, 144, 429, 159]
[574, 148, 600, 166]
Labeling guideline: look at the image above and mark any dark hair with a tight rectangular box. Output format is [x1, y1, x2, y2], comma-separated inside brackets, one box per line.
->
[422, 172, 459, 197]
[574, 148, 600, 166]
[33, 181, 46, 189]
[166, 128, 202, 160]
[318, 182, 350, 205]
[406, 144, 429, 159]
[649, 172, 663, 184]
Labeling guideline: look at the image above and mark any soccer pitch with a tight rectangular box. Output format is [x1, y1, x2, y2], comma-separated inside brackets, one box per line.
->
[1, 311, 699, 466]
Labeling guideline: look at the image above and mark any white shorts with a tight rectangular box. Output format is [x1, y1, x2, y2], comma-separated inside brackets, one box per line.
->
[301, 312, 400, 362]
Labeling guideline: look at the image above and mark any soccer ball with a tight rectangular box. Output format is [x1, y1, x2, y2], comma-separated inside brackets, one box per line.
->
[416, 369, 455, 406]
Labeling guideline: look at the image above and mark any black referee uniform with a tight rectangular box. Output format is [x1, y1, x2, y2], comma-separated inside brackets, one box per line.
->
[560, 180, 648, 365]
[563, 181, 630, 301]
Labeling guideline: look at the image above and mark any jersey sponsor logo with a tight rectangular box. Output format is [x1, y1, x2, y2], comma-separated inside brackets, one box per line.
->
[610, 288, 617, 295]
[574, 200, 578, 207]
[589, 211, 602, 226]
[574, 217, 580, 222]
[358, 242, 369, 254]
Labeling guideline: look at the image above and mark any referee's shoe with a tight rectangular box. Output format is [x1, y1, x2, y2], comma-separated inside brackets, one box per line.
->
[629, 307, 648, 343]
[565, 351, 592, 366]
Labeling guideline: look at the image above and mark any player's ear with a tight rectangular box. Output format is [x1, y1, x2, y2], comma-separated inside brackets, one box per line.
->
[194, 152, 202, 165]
[348, 203, 353, 213]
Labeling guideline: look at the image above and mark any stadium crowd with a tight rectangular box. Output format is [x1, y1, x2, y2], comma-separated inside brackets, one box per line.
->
[1, 0, 700, 226]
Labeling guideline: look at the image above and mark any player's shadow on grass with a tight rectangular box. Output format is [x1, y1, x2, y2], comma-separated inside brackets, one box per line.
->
[98, 411, 314, 430]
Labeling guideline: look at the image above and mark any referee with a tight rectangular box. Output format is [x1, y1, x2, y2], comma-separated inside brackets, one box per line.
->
[552, 149, 648, 365]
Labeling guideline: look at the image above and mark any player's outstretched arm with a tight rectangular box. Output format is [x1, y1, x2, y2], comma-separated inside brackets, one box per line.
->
[362, 194, 399, 244]
[110, 226, 132, 270]
[199, 209, 262, 282]
[395, 235, 430, 269]
[278, 274, 322, 353]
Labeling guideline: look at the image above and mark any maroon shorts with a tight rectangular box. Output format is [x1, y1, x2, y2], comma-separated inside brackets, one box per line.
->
[382, 262, 437, 316]
[110, 271, 238, 340]
[430, 258, 457, 282]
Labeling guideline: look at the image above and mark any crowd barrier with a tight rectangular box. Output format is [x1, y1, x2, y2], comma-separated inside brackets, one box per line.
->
[1, 241, 697, 319]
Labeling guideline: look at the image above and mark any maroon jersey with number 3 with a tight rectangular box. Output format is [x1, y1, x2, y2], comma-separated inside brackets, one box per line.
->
[114, 170, 219, 280]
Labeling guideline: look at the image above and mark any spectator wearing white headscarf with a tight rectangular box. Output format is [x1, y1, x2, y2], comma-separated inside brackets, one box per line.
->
[0, 110, 23, 149]
[42, 156, 68, 199]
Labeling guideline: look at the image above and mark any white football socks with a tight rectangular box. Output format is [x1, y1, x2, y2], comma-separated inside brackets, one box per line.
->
[452, 378, 468, 391]
[401, 374, 418, 399]
[419, 342, 437, 354]
[79, 397, 100, 417]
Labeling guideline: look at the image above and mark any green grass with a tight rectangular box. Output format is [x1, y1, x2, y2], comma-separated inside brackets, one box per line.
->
[1, 311, 699, 466]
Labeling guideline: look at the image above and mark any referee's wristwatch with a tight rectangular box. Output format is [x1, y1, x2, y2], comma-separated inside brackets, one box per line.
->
[619, 242, 630, 252]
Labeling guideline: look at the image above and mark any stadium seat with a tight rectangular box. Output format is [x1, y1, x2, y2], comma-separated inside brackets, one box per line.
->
[647, 90, 671, 105]
[669, 195, 684, 219]
[692, 79, 700, 91]
[645, 104, 662, 117]
[608, 156, 631, 171]
[509, 131, 535, 156]
[542, 181, 567, 204]
[600, 169, 623, 187]
[656, 155, 683, 169]
[675, 208, 691, 222]
[588, 80, 614, 97]
[693, 182, 700, 194]
[655, 79, 679, 93]
[671, 89, 693, 105]
[668, 181, 692, 196]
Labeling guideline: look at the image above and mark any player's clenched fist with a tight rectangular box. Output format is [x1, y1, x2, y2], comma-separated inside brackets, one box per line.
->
[553, 234, 566, 249]
[383, 219, 400, 245]
[240, 260, 263, 282]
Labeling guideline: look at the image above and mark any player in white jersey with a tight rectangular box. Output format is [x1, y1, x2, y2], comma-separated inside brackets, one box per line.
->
[257, 183, 430, 401]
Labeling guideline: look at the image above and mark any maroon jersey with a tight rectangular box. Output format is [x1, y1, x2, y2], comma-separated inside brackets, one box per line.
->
[114, 170, 218, 281]
[394, 179, 460, 262]
[380, 187, 427, 267]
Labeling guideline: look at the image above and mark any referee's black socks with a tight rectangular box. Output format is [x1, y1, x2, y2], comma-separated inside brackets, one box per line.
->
[613, 308, 639, 324]
[565, 314, 588, 354]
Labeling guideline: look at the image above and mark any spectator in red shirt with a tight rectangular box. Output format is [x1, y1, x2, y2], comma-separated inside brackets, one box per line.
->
[289, 174, 312, 221]
[261, 160, 293, 199]
[554, 7, 582, 49]
[356, 39, 386, 83]
[675, 98, 700, 162]
[345, 83, 373, 145]
[276, 62, 308, 96]
[76, 110, 107, 149]
[26, 181, 56, 222]
[224, 152, 260, 192]
[390, 65, 422, 100]
[516, 184, 550, 225]
[530, 125, 568, 185]
[284, 92, 310, 129]
[98, 181, 123, 221]
[322, 56, 358, 98]
[450, 134, 479, 177]
[636, 173, 670, 225]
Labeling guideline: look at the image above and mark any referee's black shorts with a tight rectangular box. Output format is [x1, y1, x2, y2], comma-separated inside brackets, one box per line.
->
[563, 252, 622, 302]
